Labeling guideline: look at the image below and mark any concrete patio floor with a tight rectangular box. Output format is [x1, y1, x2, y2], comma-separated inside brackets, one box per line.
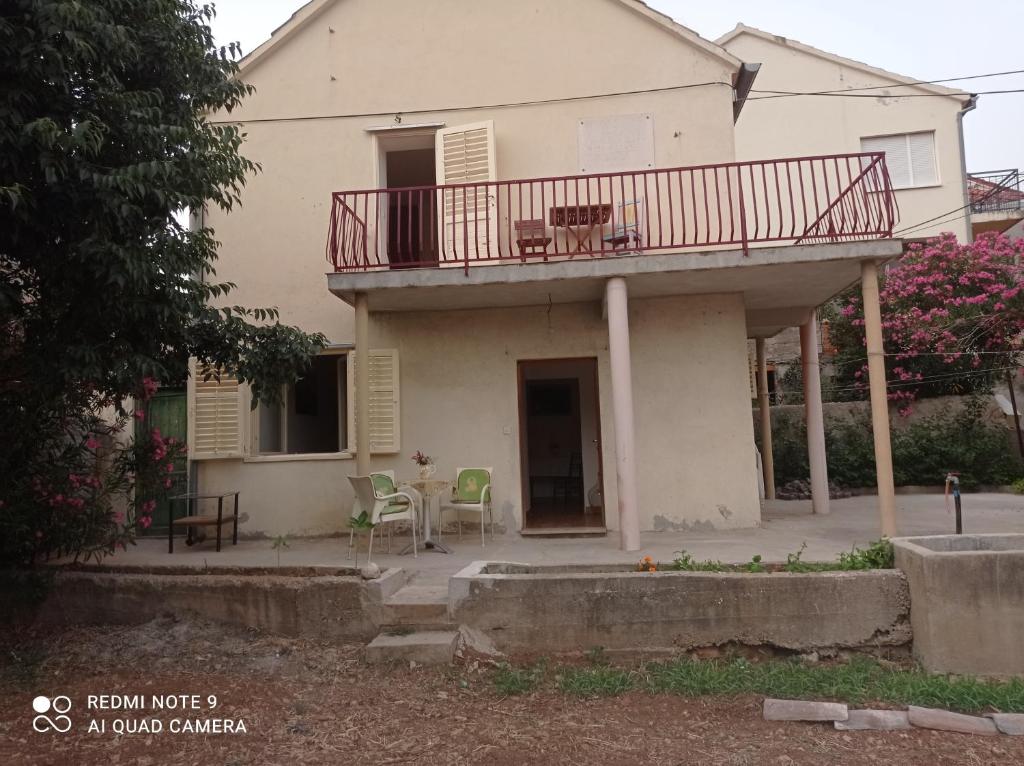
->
[99, 493, 1024, 586]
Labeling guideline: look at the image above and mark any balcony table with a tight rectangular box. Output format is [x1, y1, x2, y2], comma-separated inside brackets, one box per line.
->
[549, 203, 613, 254]
[398, 478, 454, 555]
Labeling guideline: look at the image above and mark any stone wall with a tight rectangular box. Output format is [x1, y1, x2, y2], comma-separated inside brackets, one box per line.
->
[449, 562, 911, 654]
[26, 567, 378, 641]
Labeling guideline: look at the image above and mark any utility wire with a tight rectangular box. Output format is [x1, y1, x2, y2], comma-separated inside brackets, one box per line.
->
[210, 68, 1024, 125]
[749, 68, 1024, 99]
[209, 80, 733, 125]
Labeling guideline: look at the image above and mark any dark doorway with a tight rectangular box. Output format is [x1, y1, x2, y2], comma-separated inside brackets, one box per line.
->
[518, 359, 605, 530]
[385, 148, 438, 268]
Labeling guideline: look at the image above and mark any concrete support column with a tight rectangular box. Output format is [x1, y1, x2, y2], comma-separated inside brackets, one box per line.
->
[800, 312, 830, 515]
[755, 339, 776, 500]
[861, 260, 898, 537]
[605, 277, 640, 552]
[354, 291, 371, 476]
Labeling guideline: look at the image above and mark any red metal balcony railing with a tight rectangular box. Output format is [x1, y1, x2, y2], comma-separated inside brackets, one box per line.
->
[968, 169, 1024, 214]
[326, 152, 897, 273]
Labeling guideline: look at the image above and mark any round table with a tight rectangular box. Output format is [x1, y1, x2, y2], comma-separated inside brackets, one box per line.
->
[400, 478, 453, 554]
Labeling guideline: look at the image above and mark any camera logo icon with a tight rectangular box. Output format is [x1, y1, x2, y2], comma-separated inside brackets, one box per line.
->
[32, 695, 72, 733]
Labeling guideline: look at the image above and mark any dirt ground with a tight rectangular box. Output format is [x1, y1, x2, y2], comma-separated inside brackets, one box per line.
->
[1, 619, 1021, 766]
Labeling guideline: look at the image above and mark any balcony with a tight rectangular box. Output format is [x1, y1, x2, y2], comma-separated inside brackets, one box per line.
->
[326, 153, 897, 274]
[969, 169, 1024, 239]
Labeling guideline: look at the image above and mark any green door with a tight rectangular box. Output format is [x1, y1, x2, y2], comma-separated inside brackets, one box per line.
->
[135, 389, 188, 536]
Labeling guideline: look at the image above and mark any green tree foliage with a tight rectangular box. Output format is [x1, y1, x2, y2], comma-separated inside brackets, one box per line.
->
[0, 1, 325, 565]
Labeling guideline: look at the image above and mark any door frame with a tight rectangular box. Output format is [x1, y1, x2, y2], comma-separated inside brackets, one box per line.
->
[516, 357, 605, 528]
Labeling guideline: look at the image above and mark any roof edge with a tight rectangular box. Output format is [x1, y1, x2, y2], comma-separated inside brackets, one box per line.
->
[716, 23, 972, 102]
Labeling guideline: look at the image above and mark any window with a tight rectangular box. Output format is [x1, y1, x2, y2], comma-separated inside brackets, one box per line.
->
[189, 349, 400, 459]
[860, 132, 938, 189]
[255, 353, 348, 455]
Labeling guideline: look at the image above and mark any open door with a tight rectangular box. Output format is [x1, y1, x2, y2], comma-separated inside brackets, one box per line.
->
[435, 120, 497, 265]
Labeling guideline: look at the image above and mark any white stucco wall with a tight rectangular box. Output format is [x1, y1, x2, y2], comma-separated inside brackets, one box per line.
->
[197, 294, 761, 536]
[189, 1, 765, 537]
[721, 30, 971, 243]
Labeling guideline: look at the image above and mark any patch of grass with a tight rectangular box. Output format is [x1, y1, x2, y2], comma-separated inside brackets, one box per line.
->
[558, 665, 635, 696]
[671, 551, 726, 572]
[549, 656, 1024, 713]
[670, 539, 894, 574]
[493, 661, 545, 696]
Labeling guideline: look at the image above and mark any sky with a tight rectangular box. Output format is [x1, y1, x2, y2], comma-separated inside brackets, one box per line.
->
[207, 0, 1024, 174]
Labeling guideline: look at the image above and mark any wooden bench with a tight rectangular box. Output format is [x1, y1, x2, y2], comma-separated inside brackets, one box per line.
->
[168, 492, 240, 553]
[514, 218, 552, 258]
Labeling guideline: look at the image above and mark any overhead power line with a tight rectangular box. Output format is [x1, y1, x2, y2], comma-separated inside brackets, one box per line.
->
[210, 67, 1024, 125]
[749, 67, 1024, 100]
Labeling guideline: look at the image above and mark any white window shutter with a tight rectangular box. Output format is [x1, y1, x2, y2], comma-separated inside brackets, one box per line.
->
[861, 134, 910, 188]
[435, 121, 497, 263]
[349, 350, 401, 455]
[908, 132, 937, 187]
[188, 361, 245, 460]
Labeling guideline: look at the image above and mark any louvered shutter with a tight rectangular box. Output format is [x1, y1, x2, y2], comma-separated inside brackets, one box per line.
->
[188, 361, 245, 459]
[907, 132, 937, 187]
[349, 350, 400, 454]
[436, 121, 497, 264]
[861, 134, 911, 188]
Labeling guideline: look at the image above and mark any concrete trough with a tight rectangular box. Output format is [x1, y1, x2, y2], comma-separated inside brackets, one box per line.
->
[25, 565, 380, 640]
[893, 534, 1024, 678]
[449, 561, 910, 654]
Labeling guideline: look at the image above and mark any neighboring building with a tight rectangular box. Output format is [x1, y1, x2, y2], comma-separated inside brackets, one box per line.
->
[190, 0, 903, 547]
[718, 24, 975, 244]
[968, 169, 1024, 240]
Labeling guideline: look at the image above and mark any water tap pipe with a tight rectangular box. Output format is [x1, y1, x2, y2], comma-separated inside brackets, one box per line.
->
[944, 473, 962, 535]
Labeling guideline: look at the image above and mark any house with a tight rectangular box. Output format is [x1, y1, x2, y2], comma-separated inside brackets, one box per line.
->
[189, 0, 903, 550]
[718, 24, 975, 244]
[718, 24, 980, 404]
[968, 169, 1024, 241]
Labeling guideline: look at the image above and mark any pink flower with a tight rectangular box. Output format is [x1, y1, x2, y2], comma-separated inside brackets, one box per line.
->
[141, 377, 159, 400]
[164, 478, 172, 489]
[138, 515, 153, 529]
[134, 410, 145, 421]
[85, 436, 100, 450]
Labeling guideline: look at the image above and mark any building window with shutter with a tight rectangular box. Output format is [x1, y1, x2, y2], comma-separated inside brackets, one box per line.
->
[253, 352, 349, 456]
[860, 131, 938, 190]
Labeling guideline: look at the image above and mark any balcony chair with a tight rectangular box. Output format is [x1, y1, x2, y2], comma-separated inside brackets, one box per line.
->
[347, 474, 419, 564]
[603, 200, 644, 251]
[439, 467, 493, 547]
[513, 218, 553, 259]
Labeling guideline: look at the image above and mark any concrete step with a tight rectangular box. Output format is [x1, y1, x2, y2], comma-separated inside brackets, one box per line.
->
[381, 585, 450, 625]
[520, 528, 606, 536]
[365, 630, 459, 665]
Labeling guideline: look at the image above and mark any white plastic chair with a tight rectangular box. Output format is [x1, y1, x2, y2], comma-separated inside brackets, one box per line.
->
[348, 475, 419, 563]
[439, 467, 493, 547]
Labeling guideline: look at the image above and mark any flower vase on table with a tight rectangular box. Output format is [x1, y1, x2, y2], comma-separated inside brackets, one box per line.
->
[412, 450, 435, 480]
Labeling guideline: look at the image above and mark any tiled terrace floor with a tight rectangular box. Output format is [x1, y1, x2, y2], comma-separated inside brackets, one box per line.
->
[95, 493, 1024, 586]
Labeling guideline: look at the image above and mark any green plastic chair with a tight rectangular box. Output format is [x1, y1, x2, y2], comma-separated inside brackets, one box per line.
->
[439, 467, 493, 547]
[348, 474, 418, 564]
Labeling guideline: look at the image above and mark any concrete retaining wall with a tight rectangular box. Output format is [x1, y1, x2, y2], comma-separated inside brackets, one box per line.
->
[449, 562, 911, 654]
[29, 567, 378, 641]
[894, 535, 1024, 678]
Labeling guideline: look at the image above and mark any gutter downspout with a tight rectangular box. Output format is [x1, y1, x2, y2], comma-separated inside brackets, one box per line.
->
[957, 94, 979, 242]
[732, 63, 761, 122]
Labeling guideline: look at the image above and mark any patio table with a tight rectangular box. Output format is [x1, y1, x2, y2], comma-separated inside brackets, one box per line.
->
[398, 478, 453, 555]
[549, 203, 613, 254]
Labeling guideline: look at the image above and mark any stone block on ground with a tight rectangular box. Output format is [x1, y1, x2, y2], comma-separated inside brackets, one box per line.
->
[834, 709, 911, 731]
[763, 699, 848, 722]
[365, 630, 458, 665]
[908, 706, 999, 736]
[988, 713, 1024, 736]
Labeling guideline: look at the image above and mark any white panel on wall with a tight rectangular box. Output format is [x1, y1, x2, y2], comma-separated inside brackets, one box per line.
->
[577, 113, 654, 174]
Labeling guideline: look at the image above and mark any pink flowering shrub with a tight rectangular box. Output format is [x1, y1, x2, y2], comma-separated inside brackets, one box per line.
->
[827, 232, 1024, 413]
[2, 378, 186, 566]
